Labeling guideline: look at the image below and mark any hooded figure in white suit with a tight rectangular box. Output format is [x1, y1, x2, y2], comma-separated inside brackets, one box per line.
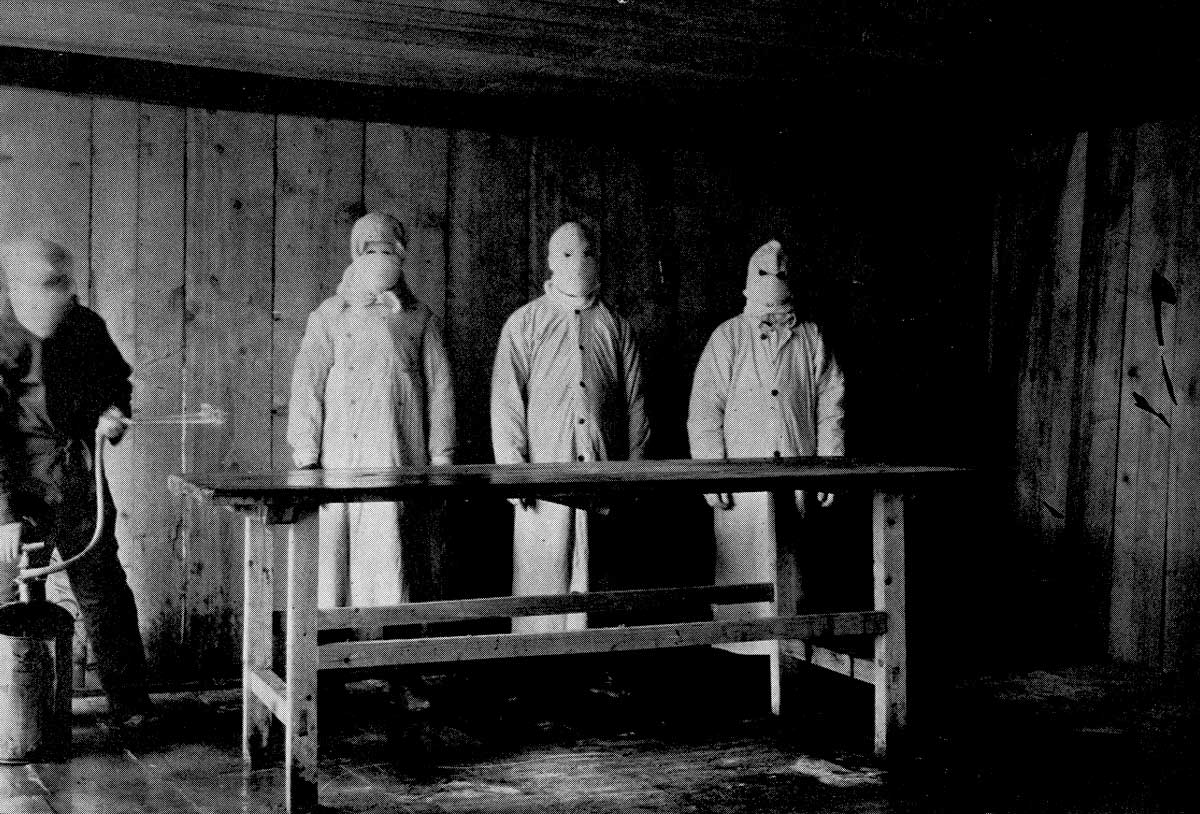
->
[288, 212, 456, 609]
[491, 222, 650, 633]
[687, 240, 844, 665]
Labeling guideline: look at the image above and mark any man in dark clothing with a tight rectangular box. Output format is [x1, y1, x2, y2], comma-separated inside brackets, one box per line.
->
[0, 238, 151, 728]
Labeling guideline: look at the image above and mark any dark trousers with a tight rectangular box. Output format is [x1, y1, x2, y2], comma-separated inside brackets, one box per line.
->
[0, 440, 150, 716]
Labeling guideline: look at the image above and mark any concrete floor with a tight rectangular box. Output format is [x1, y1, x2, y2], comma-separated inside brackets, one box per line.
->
[2, 651, 1197, 813]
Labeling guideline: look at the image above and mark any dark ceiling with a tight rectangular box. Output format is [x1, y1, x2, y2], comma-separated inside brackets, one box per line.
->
[0, 2, 1195, 134]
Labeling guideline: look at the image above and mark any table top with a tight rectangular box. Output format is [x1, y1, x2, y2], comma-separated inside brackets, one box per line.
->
[170, 457, 971, 516]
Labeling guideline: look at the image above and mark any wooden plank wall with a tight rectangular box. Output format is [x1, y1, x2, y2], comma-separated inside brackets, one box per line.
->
[0, 83, 988, 684]
[992, 120, 1200, 672]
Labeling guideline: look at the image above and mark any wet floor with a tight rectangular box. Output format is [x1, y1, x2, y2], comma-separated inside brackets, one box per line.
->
[2, 652, 1196, 813]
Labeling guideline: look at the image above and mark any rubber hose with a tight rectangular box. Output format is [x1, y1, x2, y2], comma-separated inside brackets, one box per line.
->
[17, 429, 109, 582]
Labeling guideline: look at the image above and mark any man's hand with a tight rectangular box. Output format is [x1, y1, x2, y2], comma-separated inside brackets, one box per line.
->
[0, 522, 23, 564]
[705, 493, 734, 510]
[816, 492, 835, 508]
[96, 406, 129, 443]
[508, 497, 537, 511]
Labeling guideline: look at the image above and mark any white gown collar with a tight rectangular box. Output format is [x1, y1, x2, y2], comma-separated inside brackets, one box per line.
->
[544, 280, 598, 312]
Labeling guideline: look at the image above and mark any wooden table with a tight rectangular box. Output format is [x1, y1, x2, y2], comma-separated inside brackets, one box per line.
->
[171, 458, 965, 813]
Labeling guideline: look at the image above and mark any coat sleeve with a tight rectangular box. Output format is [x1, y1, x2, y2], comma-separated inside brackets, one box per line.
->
[490, 312, 530, 465]
[687, 325, 732, 460]
[422, 315, 456, 465]
[620, 319, 650, 461]
[287, 307, 335, 468]
[96, 317, 133, 419]
[813, 328, 846, 457]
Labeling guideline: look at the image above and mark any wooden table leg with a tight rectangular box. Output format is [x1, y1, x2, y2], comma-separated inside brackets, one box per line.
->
[769, 497, 800, 716]
[872, 490, 907, 757]
[243, 514, 273, 768]
[285, 508, 320, 813]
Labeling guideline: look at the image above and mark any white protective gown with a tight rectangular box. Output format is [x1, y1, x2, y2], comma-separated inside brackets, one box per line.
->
[288, 291, 455, 608]
[687, 313, 845, 641]
[491, 287, 650, 633]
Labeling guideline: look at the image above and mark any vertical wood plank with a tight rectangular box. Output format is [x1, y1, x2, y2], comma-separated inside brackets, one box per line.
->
[130, 103, 189, 679]
[0, 86, 91, 296]
[1163, 123, 1200, 673]
[601, 143, 661, 359]
[528, 136, 604, 298]
[667, 149, 744, 452]
[273, 115, 363, 471]
[89, 97, 138, 360]
[184, 107, 275, 680]
[243, 515, 274, 766]
[873, 490, 906, 757]
[1012, 135, 1087, 551]
[447, 129, 530, 464]
[285, 508, 319, 813]
[87, 97, 139, 690]
[364, 123, 449, 321]
[1039, 132, 1087, 533]
[1071, 127, 1135, 660]
[1111, 122, 1176, 666]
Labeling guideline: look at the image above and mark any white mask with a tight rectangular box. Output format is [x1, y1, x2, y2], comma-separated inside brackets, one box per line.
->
[743, 240, 792, 312]
[547, 222, 598, 298]
[351, 252, 403, 295]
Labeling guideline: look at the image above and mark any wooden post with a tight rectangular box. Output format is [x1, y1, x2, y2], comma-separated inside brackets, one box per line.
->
[285, 507, 320, 813]
[873, 490, 906, 757]
[243, 514, 274, 767]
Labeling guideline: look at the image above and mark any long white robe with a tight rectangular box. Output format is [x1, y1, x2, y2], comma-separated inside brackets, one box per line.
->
[288, 295, 455, 608]
[491, 290, 650, 633]
[687, 314, 844, 649]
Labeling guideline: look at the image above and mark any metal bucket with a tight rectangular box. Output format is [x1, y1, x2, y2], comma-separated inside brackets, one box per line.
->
[0, 600, 75, 764]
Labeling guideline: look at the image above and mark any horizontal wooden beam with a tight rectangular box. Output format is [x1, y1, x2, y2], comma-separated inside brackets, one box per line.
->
[782, 641, 876, 684]
[319, 583, 775, 629]
[0, 1, 861, 101]
[318, 611, 887, 670]
[249, 668, 288, 723]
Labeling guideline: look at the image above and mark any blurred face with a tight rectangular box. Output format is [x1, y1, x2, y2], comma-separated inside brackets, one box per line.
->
[4, 255, 76, 339]
[547, 225, 598, 297]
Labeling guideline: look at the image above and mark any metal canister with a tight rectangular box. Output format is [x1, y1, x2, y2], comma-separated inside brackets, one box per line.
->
[0, 599, 75, 763]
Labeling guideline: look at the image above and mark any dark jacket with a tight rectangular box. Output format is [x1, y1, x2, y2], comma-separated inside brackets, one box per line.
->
[0, 297, 132, 524]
